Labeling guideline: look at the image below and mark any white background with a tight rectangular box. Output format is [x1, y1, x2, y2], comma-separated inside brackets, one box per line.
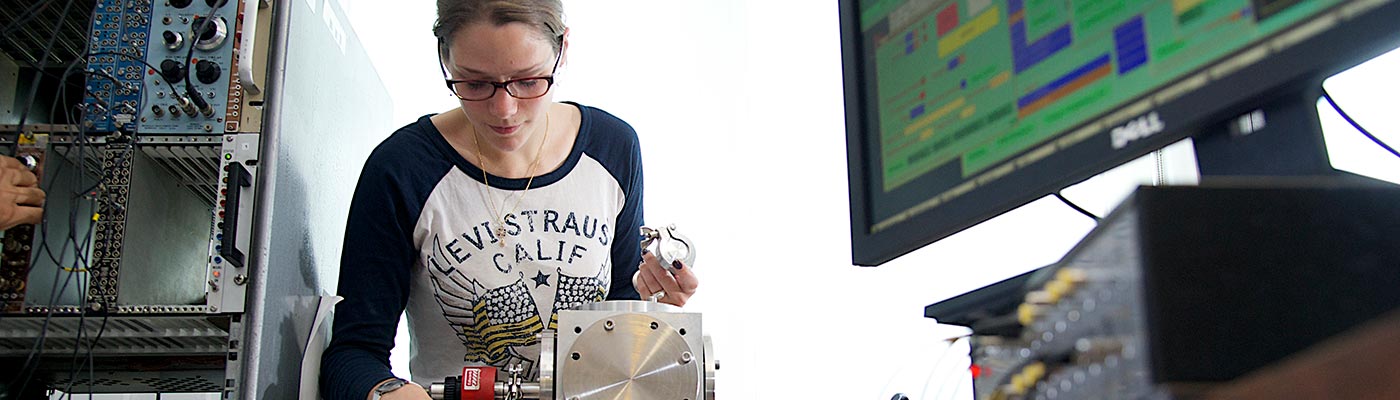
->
[51, 0, 1400, 398]
[345, 1, 1400, 399]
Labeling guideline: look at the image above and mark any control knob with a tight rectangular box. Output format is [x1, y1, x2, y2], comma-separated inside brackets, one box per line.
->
[159, 60, 186, 84]
[162, 30, 183, 51]
[195, 60, 222, 84]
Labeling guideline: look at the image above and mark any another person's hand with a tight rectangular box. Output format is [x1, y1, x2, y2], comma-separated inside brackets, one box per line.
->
[0, 155, 43, 230]
[633, 250, 699, 307]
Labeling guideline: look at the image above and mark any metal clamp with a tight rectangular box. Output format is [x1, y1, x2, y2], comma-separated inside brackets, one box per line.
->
[502, 363, 525, 400]
[639, 225, 697, 301]
[640, 224, 696, 273]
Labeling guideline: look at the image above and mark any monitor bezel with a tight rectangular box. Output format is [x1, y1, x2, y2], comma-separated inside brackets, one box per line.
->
[843, 0, 1400, 266]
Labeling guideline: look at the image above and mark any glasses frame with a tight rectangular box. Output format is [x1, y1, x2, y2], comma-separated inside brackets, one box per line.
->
[440, 45, 564, 101]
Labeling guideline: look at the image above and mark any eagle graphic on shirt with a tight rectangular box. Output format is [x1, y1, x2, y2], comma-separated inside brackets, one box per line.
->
[428, 265, 543, 370]
[425, 233, 613, 379]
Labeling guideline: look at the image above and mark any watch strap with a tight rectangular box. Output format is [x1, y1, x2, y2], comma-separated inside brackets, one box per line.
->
[371, 378, 409, 400]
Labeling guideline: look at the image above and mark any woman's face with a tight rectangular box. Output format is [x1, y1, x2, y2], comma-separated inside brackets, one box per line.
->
[442, 22, 560, 153]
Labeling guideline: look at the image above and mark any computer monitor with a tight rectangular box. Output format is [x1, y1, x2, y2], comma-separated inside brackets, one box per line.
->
[842, 0, 1400, 266]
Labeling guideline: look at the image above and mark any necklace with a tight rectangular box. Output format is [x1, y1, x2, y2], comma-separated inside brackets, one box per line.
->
[470, 109, 551, 247]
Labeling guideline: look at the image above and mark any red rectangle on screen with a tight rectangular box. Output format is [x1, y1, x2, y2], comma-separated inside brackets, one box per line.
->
[937, 4, 960, 36]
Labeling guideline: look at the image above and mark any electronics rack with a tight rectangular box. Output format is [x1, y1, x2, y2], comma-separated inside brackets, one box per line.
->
[3, 0, 394, 397]
[1, 0, 273, 397]
[927, 184, 1400, 399]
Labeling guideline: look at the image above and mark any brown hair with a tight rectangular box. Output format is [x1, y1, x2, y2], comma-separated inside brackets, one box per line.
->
[434, 0, 566, 58]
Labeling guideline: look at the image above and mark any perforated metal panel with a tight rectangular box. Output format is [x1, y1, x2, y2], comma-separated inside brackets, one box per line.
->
[0, 315, 230, 356]
[0, 0, 96, 65]
[48, 370, 223, 393]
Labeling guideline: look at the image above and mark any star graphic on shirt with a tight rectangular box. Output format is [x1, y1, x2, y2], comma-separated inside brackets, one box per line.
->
[532, 270, 551, 288]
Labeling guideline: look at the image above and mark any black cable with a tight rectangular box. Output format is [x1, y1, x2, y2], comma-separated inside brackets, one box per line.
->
[59, 219, 102, 399]
[76, 312, 111, 398]
[26, 7, 101, 304]
[49, 113, 104, 400]
[1320, 88, 1400, 159]
[182, 2, 227, 113]
[33, 63, 90, 271]
[2, 62, 90, 310]
[75, 147, 106, 400]
[11, 243, 83, 395]
[8, 2, 226, 395]
[13, 174, 96, 394]
[51, 131, 100, 398]
[13, 0, 78, 147]
[58, 276, 91, 397]
[85, 51, 183, 105]
[45, 38, 135, 399]
[5, 1, 104, 394]
[1054, 192, 1100, 222]
[4, 0, 77, 350]
[19, 145, 99, 398]
[0, 55, 117, 126]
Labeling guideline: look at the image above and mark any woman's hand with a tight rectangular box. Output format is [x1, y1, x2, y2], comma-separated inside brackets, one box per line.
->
[633, 251, 699, 307]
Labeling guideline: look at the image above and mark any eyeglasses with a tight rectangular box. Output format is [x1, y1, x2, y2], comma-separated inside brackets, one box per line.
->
[440, 47, 562, 101]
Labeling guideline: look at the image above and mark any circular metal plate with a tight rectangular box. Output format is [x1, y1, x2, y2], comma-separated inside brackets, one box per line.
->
[560, 313, 701, 400]
[574, 300, 680, 313]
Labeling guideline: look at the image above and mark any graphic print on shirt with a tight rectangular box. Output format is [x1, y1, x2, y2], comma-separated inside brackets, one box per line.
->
[547, 267, 609, 331]
[427, 235, 544, 368]
[422, 205, 616, 377]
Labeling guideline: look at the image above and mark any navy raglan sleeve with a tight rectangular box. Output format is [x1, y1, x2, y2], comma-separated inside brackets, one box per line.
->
[604, 117, 643, 301]
[320, 145, 424, 400]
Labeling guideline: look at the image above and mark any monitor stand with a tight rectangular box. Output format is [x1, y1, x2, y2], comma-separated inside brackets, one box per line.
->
[1192, 85, 1393, 186]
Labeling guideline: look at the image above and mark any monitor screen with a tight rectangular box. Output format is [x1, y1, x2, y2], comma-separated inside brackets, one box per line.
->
[842, 0, 1400, 266]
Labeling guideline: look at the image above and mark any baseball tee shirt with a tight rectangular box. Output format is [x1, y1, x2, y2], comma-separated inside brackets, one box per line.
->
[321, 102, 643, 399]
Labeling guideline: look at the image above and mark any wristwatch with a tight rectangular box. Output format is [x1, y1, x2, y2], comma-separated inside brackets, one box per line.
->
[371, 378, 409, 400]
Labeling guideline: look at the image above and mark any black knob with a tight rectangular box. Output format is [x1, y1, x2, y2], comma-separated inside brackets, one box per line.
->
[171, 0, 193, 8]
[442, 376, 459, 400]
[159, 59, 185, 84]
[162, 30, 183, 50]
[193, 17, 218, 41]
[196, 60, 222, 84]
[206, 0, 229, 7]
[890, 394, 910, 400]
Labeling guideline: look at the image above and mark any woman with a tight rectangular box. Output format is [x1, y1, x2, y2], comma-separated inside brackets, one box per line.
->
[320, 1, 699, 399]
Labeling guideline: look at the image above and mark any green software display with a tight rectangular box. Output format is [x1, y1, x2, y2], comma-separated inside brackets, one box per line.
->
[862, 0, 1337, 191]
